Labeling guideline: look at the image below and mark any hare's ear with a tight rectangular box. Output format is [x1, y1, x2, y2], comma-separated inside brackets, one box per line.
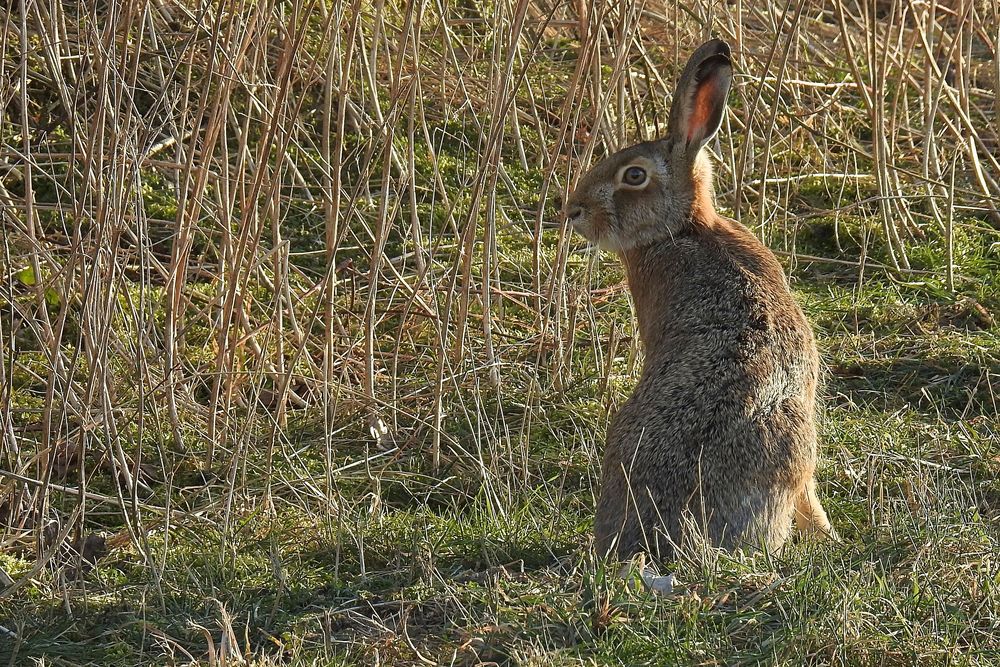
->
[667, 39, 732, 158]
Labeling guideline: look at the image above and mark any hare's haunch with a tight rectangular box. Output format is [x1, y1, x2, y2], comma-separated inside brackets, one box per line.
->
[565, 39, 836, 560]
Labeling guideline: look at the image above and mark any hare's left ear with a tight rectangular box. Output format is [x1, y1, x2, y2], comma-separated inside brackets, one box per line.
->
[667, 39, 733, 159]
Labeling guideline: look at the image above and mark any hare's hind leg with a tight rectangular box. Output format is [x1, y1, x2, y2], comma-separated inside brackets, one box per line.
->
[794, 477, 838, 541]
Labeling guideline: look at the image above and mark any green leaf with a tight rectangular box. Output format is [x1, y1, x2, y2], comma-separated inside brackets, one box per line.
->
[17, 266, 37, 286]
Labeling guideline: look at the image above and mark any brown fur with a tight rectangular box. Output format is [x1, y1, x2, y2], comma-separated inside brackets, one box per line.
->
[565, 39, 836, 560]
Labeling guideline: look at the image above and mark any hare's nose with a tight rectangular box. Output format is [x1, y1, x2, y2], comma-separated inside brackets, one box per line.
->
[565, 206, 583, 223]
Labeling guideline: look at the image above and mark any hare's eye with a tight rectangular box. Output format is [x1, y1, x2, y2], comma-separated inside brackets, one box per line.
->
[622, 166, 648, 187]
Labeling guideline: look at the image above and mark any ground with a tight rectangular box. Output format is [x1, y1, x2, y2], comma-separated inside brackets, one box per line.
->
[2, 1, 999, 665]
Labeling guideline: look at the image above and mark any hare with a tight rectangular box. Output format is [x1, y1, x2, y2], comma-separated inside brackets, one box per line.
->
[565, 39, 836, 561]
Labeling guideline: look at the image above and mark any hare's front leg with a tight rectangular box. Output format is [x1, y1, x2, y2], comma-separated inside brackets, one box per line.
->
[794, 477, 838, 541]
[595, 441, 661, 560]
[595, 452, 630, 557]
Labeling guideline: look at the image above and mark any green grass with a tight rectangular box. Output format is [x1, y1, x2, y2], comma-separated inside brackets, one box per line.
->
[3, 243, 998, 666]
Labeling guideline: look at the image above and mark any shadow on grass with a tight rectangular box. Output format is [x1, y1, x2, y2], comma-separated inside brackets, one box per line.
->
[827, 352, 999, 421]
[1, 498, 589, 665]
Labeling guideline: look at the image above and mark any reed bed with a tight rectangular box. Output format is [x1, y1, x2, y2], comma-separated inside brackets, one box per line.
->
[1, 0, 998, 664]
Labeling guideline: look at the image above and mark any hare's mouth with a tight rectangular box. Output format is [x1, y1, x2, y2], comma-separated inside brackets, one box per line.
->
[568, 215, 597, 242]
[568, 211, 609, 245]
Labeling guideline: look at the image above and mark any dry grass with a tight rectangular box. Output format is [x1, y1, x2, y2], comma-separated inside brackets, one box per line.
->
[1, 0, 999, 664]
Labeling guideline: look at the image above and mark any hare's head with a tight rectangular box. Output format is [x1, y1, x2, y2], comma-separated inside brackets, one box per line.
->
[564, 39, 732, 251]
